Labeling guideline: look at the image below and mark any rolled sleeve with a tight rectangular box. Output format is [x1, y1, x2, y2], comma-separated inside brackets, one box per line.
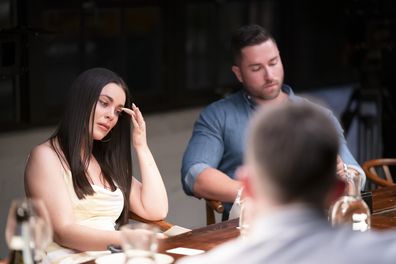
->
[181, 104, 225, 196]
[182, 163, 211, 195]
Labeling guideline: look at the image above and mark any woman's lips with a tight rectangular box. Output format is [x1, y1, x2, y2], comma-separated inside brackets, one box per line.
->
[97, 123, 110, 131]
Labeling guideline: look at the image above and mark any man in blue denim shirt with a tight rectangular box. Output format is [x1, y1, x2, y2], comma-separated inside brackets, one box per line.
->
[181, 24, 365, 220]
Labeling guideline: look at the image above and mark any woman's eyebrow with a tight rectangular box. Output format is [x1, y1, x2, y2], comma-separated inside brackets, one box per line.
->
[100, 94, 124, 107]
[100, 94, 114, 102]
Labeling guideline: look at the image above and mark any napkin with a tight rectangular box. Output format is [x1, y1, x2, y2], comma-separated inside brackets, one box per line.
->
[166, 247, 205, 256]
[163, 225, 191, 237]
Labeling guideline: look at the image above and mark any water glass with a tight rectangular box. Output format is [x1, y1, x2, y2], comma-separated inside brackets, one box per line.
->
[329, 196, 371, 232]
[5, 198, 53, 264]
[120, 223, 159, 264]
[238, 197, 254, 238]
[329, 167, 371, 232]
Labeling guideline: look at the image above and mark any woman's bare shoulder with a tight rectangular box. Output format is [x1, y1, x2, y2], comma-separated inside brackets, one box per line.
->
[26, 140, 65, 171]
[25, 140, 70, 199]
[29, 140, 58, 160]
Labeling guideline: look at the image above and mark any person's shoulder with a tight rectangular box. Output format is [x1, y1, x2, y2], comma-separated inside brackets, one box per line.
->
[330, 227, 396, 262]
[27, 140, 63, 169]
[25, 140, 68, 196]
[216, 89, 244, 104]
[30, 140, 56, 159]
[203, 90, 244, 113]
[292, 93, 333, 115]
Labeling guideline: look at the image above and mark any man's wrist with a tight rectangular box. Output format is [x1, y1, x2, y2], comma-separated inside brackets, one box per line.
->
[345, 165, 359, 177]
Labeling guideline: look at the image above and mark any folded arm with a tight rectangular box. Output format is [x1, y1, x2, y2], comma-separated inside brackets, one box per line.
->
[193, 167, 241, 202]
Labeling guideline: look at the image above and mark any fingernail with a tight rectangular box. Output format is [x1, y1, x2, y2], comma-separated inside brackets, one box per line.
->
[132, 103, 136, 108]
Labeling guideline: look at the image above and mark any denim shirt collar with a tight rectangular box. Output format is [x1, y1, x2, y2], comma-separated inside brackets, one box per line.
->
[242, 84, 295, 110]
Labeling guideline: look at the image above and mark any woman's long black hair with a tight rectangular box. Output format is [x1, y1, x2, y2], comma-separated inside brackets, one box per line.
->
[50, 68, 132, 225]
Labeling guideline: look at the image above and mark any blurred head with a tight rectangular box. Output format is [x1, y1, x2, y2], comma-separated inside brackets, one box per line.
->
[245, 102, 339, 209]
[231, 24, 284, 103]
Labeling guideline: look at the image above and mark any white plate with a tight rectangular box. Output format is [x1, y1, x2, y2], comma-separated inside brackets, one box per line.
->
[95, 252, 174, 264]
[58, 251, 111, 264]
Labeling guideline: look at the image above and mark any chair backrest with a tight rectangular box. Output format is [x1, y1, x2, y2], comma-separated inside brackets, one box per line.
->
[129, 212, 173, 232]
[205, 199, 224, 225]
[362, 159, 396, 188]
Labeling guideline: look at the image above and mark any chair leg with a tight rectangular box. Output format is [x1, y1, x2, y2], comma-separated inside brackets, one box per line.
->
[206, 202, 215, 225]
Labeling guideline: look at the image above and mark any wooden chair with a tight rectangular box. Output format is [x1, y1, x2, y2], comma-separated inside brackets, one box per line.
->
[205, 199, 224, 225]
[362, 159, 396, 188]
[129, 212, 173, 232]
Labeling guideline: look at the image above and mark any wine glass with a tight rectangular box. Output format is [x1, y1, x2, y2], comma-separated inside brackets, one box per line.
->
[329, 196, 370, 231]
[329, 168, 370, 232]
[30, 200, 53, 264]
[5, 198, 53, 264]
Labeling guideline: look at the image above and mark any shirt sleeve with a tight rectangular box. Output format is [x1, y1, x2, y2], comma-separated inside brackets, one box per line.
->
[181, 104, 225, 196]
[327, 109, 367, 189]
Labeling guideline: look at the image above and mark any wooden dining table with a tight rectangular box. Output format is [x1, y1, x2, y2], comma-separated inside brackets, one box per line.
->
[2, 187, 396, 264]
[158, 218, 239, 261]
[158, 185, 396, 262]
[30, 185, 396, 264]
[370, 186, 396, 229]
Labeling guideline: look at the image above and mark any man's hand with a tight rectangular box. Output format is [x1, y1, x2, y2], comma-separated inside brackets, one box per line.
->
[336, 155, 346, 179]
[337, 155, 360, 181]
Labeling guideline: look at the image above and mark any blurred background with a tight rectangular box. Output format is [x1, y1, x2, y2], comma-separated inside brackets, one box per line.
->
[0, 0, 395, 257]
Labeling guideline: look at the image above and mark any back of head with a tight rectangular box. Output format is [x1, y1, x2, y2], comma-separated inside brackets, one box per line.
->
[246, 102, 339, 208]
[231, 24, 275, 65]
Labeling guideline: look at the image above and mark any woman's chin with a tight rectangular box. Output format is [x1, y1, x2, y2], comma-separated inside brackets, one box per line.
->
[93, 132, 107, 141]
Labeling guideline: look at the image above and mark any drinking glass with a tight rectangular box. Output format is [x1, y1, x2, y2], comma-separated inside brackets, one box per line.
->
[30, 200, 53, 264]
[329, 168, 370, 232]
[238, 197, 254, 238]
[120, 223, 159, 264]
[5, 198, 53, 264]
[329, 196, 370, 231]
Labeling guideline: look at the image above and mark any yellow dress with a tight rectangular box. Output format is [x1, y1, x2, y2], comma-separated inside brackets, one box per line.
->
[47, 167, 124, 263]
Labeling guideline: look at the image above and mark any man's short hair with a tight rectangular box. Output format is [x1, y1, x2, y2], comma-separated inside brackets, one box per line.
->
[246, 102, 339, 208]
[231, 24, 276, 65]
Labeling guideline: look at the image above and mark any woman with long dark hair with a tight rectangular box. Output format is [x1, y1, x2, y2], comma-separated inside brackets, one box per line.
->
[24, 68, 168, 261]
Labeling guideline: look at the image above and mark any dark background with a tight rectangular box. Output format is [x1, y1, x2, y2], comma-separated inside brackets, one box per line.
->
[1, 0, 395, 159]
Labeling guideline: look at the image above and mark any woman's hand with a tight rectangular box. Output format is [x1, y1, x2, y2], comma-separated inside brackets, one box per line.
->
[123, 104, 168, 220]
[122, 104, 147, 148]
